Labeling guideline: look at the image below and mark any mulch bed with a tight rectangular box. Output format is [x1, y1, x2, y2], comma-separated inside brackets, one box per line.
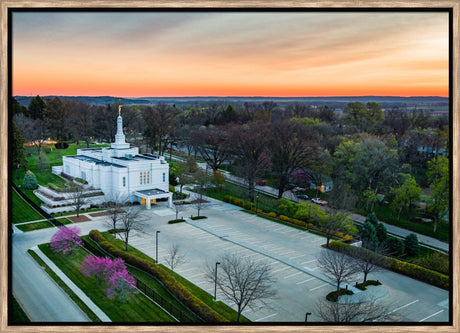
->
[67, 215, 91, 223]
[89, 211, 109, 217]
[189, 199, 210, 204]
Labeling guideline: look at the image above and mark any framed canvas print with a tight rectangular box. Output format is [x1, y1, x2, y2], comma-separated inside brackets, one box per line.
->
[1, 1, 458, 332]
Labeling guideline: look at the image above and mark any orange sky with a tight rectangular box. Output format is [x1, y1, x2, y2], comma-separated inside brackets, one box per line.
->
[12, 12, 449, 97]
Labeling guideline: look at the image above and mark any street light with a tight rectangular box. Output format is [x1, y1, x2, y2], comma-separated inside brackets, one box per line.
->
[156, 231, 160, 264]
[214, 262, 220, 301]
[305, 312, 312, 322]
[255, 194, 259, 216]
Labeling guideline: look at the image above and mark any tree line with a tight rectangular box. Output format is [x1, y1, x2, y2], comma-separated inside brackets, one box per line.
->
[12, 95, 449, 232]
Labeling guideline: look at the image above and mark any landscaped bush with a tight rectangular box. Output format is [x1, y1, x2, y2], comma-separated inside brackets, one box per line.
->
[326, 288, 354, 302]
[168, 219, 186, 224]
[413, 252, 449, 275]
[74, 177, 88, 185]
[48, 183, 64, 192]
[55, 142, 69, 149]
[61, 172, 74, 181]
[329, 240, 449, 290]
[191, 216, 207, 220]
[267, 212, 277, 218]
[22, 170, 38, 190]
[88, 230, 227, 323]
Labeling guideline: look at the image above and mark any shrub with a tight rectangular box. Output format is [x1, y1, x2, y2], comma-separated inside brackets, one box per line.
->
[22, 170, 38, 190]
[43, 147, 52, 154]
[88, 230, 227, 322]
[191, 216, 207, 220]
[168, 219, 186, 224]
[413, 252, 449, 275]
[326, 288, 354, 302]
[383, 237, 405, 257]
[404, 233, 420, 257]
[329, 240, 448, 290]
[74, 177, 88, 184]
[267, 212, 277, 218]
[55, 142, 69, 149]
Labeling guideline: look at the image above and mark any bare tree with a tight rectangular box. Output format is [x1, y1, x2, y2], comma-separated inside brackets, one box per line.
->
[104, 194, 127, 239]
[317, 249, 358, 293]
[206, 253, 277, 322]
[118, 206, 145, 251]
[268, 120, 317, 198]
[346, 244, 387, 284]
[173, 203, 186, 220]
[190, 169, 209, 217]
[164, 244, 187, 272]
[316, 294, 397, 323]
[69, 186, 87, 217]
[228, 122, 270, 202]
[192, 126, 229, 171]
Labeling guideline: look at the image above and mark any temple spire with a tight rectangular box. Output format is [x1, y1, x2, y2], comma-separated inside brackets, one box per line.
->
[111, 105, 130, 149]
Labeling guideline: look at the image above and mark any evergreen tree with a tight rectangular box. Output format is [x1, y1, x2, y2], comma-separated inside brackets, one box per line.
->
[404, 233, 419, 257]
[383, 237, 405, 257]
[360, 221, 377, 250]
[375, 223, 387, 245]
[22, 170, 38, 190]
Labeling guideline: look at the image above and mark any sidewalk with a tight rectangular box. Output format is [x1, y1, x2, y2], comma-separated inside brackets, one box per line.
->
[30, 246, 112, 322]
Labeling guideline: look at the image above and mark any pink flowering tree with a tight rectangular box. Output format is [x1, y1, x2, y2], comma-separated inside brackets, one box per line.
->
[80, 256, 111, 284]
[105, 270, 137, 302]
[50, 226, 83, 255]
[80, 255, 137, 302]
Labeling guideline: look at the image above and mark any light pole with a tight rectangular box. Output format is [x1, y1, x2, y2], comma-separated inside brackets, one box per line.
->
[156, 231, 160, 264]
[255, 194, 259, 216]
[305, 312, 312, 322]
[214, 262, 220, 301]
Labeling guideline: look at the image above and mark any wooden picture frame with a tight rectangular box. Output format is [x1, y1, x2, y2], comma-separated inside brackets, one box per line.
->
[1, 1, 458, 332]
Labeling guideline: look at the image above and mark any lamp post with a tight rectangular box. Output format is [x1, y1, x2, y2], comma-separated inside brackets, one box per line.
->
[214, 262, 220, 301]
[16, 163, 20, 183]
[255, 194, 259, 216]
[156, 231, 160, 264]
[305, 312, 312, 322]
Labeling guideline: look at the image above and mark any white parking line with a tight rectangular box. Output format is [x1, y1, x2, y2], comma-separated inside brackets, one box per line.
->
[310, 283, 329, 291]
[296, 277, 316, 285]
[290, 254, 307, 260]
[388, 300, 420, 315]
[278, 250, 296, 256]
[419, 310, 444, 322]
[255, 313, 278, 321]
[272, 266, 290, 273]
[242, 253, 259, 258]
[263, 261, 278, 267]
[301, 259, 317, 264]
[284, 271, 303, 279]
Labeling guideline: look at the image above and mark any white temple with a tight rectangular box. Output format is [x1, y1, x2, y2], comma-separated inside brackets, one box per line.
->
[53, 106, 172, 209]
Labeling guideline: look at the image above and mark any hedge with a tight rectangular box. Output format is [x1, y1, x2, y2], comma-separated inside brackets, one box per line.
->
[328, 241, 449, 290]
[88, 230, 227, 323]
[168, 219, 186, 224]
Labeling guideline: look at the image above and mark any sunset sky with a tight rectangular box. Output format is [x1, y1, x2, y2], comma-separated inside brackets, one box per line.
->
[12, 11, 449, 97]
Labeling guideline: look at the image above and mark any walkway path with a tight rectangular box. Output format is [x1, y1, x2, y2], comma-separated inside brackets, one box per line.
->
[31, 246, 111, 322]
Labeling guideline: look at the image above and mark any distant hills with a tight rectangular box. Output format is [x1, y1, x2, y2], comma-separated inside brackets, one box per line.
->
[14, 95, 449, 110]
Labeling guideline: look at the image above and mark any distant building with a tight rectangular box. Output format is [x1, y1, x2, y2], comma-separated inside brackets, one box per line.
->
[52, 107, 172, 209]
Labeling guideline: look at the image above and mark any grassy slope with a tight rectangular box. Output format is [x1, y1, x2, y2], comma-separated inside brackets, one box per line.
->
[38, 243, 175, 322]
[12, 189, 44, 224]
[96, 232, 250, 322]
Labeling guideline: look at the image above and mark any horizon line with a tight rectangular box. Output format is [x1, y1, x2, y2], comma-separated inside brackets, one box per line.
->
[13, 94, 449, 99]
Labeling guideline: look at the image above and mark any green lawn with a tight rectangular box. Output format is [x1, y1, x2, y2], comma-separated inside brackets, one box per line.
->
[12, 189, 44, 224]
[91, 232, 250, 322]
[10, 296, 30, 323]
[16, 217, 72, 232]
[38, 243, 175, 322]
[362, 204, 449, 242]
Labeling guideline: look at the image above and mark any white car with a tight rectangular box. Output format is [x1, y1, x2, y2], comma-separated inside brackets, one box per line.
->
[311, 198, 328, 205]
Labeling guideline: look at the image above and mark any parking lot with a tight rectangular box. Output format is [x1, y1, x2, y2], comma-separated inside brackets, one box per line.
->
[129, 198, 449, 323]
